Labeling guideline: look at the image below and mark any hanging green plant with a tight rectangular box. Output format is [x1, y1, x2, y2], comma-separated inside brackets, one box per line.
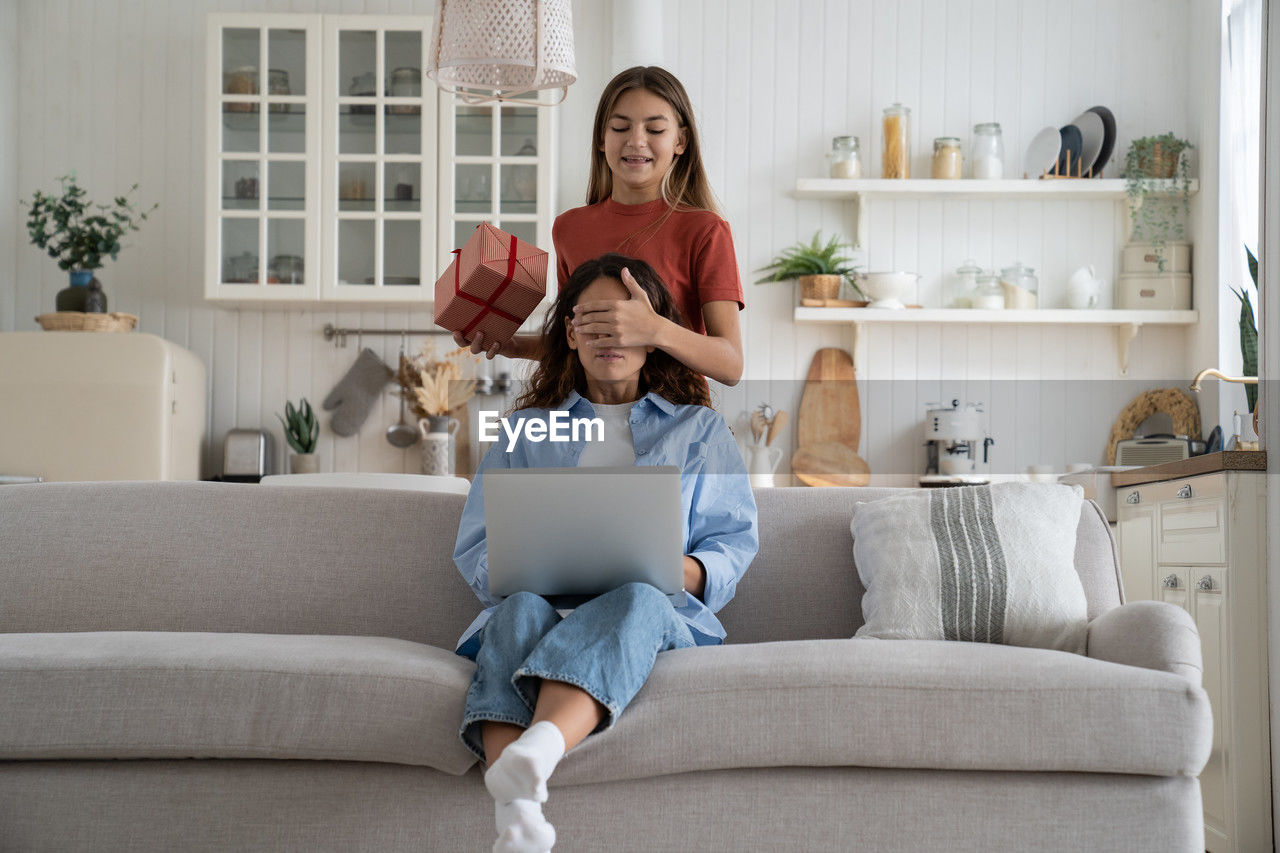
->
[1122, 134, 1193, 273]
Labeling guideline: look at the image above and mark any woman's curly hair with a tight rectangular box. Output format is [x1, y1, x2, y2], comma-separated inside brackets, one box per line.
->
[511, 254, 711, 412]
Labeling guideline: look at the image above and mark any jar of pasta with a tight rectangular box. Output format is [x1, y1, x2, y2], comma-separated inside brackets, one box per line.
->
[882, 104, 910, 178]
[829, 136, 862, 178]
[931, 137, 962, 179]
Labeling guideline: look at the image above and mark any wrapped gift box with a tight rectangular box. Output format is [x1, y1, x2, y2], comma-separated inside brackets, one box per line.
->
[434, 222, 548, 345]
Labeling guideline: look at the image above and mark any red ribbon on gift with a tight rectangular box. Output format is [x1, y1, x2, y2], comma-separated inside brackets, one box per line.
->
[453, 232, 523, 338]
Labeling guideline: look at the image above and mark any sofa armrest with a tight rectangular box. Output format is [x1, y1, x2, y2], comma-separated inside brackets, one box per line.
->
[1086, 600, 1202, 686]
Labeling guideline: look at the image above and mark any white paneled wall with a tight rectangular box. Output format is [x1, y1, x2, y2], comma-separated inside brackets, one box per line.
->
[4, 0, 1215, 484]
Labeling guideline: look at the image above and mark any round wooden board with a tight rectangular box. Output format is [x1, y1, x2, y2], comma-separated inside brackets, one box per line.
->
[793, 441, 871, 487]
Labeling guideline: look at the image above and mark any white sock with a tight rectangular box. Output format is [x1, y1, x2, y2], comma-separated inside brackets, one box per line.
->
[484, 720, 566, 804]
[492, 799, 556, 853]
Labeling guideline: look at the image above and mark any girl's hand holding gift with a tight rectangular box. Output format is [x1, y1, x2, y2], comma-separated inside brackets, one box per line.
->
[571, 267, 666, 349]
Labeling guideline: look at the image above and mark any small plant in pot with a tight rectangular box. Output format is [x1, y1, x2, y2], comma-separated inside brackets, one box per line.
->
[1122, 134, 1194, 272]
[22, 172, 157, 313]
[278, 397, 320, 474]
[757, 231, 863, 303]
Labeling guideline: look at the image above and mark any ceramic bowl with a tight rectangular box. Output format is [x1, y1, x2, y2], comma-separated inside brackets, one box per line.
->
[856, 271, 919, 309]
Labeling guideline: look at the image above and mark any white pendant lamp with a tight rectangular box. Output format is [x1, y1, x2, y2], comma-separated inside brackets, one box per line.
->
[427, 0, 576, 105]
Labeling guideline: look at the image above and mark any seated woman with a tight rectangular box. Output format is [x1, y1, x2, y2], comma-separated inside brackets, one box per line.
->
[452, 253, 758, 853]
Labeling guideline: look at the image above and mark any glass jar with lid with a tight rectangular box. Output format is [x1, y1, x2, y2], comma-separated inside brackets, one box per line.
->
[971, 123, 1004, 179]
[971, 273, 1005, 310]
[1000, 263, 1038, 309]
[828, 136, 862, 178]
[951, 259, 983, 307]
[931, 137, 962, 179]
[882, 104, 910, 178]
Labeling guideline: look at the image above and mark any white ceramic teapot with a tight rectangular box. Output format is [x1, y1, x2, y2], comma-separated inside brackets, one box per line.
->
[1067, 265, 1105, 309]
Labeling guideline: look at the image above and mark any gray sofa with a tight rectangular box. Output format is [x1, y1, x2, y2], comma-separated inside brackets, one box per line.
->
[0, 482, 1210, 852]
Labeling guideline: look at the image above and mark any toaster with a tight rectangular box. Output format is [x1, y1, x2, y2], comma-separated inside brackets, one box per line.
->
[1114, 436, 1190, 467]
[222, 429, 274, 482]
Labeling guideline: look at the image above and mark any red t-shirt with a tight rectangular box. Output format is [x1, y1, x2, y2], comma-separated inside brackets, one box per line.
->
[551, 197, 744, 334]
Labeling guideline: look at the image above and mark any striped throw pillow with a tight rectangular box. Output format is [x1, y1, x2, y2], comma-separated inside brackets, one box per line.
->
[850, 483, 1088, 653]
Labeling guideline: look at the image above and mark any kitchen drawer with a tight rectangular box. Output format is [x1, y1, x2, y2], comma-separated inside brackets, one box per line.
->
[1119, 473, 1224, 507]
[1159, 497, 1226, 564]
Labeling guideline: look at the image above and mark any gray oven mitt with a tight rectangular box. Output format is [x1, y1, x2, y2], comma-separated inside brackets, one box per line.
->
[323, 348, 393, 436]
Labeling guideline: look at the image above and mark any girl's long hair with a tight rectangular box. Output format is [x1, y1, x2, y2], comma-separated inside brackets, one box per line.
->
[511, 254, 711, 412]
[586, 66, 719, 221]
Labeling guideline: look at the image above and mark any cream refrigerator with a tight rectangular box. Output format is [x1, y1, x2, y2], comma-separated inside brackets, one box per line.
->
[0, 332, 206, 482]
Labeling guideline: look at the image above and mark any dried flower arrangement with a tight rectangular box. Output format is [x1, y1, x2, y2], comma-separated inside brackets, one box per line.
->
[395, 339, 479, 420]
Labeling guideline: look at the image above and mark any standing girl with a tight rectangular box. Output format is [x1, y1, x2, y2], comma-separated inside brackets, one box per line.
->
[453, 254, 757, 851]
[456, 66, 746, 387]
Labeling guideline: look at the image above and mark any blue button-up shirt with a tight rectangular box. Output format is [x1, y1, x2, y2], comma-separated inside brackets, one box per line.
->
[452, 391, 759, 655]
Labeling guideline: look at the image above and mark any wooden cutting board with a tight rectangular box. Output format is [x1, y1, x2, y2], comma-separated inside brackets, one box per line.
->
[797, 348, 861, 451]
[792, 441, 871, 487]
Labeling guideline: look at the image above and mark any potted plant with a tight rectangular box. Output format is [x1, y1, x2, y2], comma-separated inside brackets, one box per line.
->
[1122, 134, 1193, 272]
[22, 172, 157, 313]
[1231, 246, 1259, 417]
[757, 231, 863, 303]
[278, 397, 320, 474]
[395, 341, 478, 476]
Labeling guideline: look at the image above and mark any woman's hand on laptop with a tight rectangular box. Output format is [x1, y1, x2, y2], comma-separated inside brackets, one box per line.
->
[683, 556, 706, 601]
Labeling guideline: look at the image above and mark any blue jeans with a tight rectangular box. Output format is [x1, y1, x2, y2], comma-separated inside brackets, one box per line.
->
[458, 582, 696, 764]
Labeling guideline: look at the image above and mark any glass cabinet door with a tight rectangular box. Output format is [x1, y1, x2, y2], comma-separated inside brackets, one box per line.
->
[207, 16, 321, 301]
[323, 16, 436, 301]
[440, 92, 551, 268]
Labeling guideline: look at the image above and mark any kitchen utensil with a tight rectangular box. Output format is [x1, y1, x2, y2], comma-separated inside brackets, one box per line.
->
[797, 348, 860, 451]
[792, 441, 871, 487]
[766, 410, 787, 447]
[1086, 106, 1116, 177]
[856, 271, 919, 310]
[387, 335, 419, 447]
[1070, 109, 1106, 175]
[1055, 124, 1084, 175]
[749, 409, 767, 444]
[1024, 126, 1061, 177]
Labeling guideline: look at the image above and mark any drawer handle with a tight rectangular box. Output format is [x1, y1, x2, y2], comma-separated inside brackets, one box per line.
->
[1126, 491, 1141, 504]
[1197, 575, 1217, 591]
[1163, 574, 1181, 589]
[1177, 485, 1193, 499]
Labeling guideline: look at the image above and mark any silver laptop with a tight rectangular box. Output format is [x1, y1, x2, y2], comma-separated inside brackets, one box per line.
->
[483, 466, 686, 605]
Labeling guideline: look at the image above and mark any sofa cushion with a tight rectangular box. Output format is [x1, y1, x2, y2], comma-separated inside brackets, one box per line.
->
[851, 483, 1090, 653]
[550, 638, 1212, 788]
[0, 632, 476, 775]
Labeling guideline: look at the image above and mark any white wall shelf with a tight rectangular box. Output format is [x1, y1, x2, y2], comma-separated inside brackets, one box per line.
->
[794, 177, 1199, 201]
[795, 178, 1200, 249]
[793, 307, 1200, 374]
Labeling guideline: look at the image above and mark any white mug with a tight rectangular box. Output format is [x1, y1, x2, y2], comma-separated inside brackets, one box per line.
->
[1067, 265, 1104, 310]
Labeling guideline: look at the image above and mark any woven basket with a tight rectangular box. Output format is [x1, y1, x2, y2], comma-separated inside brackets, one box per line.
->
[1133, 142, 1182, 180]
[799, 275, 843, 301]
[35, 311, 139, 332]
[1105, 387, 1201, 465]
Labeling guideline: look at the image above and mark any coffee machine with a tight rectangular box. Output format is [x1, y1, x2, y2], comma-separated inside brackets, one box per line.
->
[922, 400, 994, 484]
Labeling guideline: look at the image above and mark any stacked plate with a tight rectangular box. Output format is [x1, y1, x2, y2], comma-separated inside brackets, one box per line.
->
[1024, 106, 1116, 178]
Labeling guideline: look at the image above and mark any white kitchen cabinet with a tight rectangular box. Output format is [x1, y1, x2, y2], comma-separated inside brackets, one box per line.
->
[204, 13, 556, 307]
[1115, 471, 1269, 852]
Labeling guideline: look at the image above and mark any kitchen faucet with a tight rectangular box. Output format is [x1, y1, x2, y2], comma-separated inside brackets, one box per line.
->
[1189, 367, 1258, 392]
[1189, 368, 1261, 448]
